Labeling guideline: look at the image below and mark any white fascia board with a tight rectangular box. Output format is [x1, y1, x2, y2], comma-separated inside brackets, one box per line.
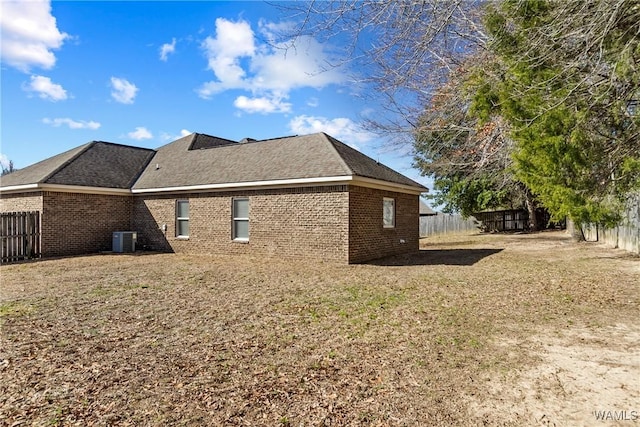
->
[0, 183, 40, 194]
[1, 177, 426, 197]
[1, 183, 131, 196]
[131, 175, 355, 194]
[41, 184, 132, 196]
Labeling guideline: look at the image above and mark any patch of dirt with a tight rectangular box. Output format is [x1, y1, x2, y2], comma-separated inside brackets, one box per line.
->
[472, 323, 640, 426]
[1, 231, 638, 426]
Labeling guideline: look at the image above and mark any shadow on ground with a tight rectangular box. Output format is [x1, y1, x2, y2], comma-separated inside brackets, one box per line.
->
[370, 248, 503, 266]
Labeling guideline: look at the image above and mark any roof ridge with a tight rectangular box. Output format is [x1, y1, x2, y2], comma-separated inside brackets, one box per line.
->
[92, 140, 155, 152]
[255, 135, 298, 143]
[186, 133, 200, 150]
[124, 149, 157, 188]
[41, 141, 96, 183]
[318, 132, 354, 176]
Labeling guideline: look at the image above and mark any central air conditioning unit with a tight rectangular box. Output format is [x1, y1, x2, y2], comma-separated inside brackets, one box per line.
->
[112, 231, 137, 253]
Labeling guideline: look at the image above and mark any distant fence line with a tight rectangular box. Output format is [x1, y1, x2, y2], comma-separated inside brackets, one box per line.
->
[420, 214, 479, 237]
[579, 193, 640, 254]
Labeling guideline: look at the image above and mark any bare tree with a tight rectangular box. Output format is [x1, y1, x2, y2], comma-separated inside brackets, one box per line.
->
[2, 160, 16, 176]
[277, 1, 488, 138]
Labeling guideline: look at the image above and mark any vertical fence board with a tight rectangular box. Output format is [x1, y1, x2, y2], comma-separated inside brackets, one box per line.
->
[581, 193, 640, 254]
[1, 211, 41, 264]
[420, 214, 480, 237]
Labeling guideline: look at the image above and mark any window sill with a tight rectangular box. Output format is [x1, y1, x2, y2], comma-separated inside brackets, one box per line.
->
[233, 238, 249, 244]
[176, 236, 190, 240]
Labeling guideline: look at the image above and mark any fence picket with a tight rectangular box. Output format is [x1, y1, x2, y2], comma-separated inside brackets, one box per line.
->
[1, 211, 41, 264]
[580, 193, 640, 254]
[420, 214, 479, 237]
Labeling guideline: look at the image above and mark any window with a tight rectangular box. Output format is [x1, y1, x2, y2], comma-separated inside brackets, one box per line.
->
[232, 198, 249, 241]
[176, 200, 189, 238]
[383, 197, 395, 228]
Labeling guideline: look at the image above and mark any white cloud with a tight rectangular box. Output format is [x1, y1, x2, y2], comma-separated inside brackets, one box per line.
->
[307, 97, 319, 108]
[127, 127, 153, 140]
[257, 19, 295, 43]
[160, 129, 192, 142]
[199, 18, 256, 95]
[42, 117, 100, 130]
[110, 77, 138, 104]
[251, 36, 346, 92]
[234, 95, 291, 114]
[0, 0, 68, 71]
[159, 38, 176, 61]
[197, 18, 346, 114]
[23, 75, 67, 101]
[289, 115, 376, 147]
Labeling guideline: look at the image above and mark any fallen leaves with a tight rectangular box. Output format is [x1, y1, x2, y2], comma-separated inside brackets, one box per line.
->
[0, 231, 637, 425]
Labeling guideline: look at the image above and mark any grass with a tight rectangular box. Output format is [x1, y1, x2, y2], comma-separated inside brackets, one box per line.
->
[0, 231, 638, 426]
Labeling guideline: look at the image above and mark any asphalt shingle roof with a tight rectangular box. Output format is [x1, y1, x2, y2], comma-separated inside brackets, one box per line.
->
[1, 133, 426, 193]
[0, 143, 91, 187]
[1, 141, 155, 189]
[133, 132, 426, 190]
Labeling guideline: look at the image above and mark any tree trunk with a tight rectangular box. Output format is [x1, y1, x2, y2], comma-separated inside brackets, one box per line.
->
[568, 220, 586, 242]
[524, 190, 539, 231]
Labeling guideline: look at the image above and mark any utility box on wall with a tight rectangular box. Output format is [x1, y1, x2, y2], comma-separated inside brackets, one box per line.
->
[113, 231, 137, 253]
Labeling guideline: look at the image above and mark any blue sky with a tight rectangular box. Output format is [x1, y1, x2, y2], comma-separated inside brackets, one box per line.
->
[0, 0, 430, 190]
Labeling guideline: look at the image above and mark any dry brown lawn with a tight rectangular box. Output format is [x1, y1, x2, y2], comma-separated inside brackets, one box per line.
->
[1, 231, 638, 426]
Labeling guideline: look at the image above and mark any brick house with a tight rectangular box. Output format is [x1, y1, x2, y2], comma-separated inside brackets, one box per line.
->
[0, 132, 426, 263]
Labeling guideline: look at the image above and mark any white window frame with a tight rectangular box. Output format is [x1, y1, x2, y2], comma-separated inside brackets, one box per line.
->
[383, 197, 396, 229]
[176, 200, 189, 238]
[232, 198, 249, 241]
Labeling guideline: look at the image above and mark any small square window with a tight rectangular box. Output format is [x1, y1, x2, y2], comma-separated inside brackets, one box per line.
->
[383, 197, 395, 228]
[176, 200, 189, 237]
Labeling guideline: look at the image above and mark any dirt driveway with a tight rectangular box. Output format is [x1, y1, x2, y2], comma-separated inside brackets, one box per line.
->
[1, 231, 638, 426]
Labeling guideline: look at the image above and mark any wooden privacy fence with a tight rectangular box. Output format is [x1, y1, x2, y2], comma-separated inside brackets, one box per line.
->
[420, 214, 480, 237]
[1, 211, 41, 264]
[580, 192, 640, 254]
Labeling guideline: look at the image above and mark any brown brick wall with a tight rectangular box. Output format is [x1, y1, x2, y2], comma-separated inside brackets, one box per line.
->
[0, 192, 43, 213]
[2, 184, 419, 263]
[348, 186, 419, 263]
[132, 186, 350, 262]
[41, 192, 133, 257]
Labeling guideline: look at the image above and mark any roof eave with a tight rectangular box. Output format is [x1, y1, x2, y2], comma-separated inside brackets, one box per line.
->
[132, 175, 426, 195]
[351, 176, 427, 195]
[132, 175, 355, 194]
[0, 183, 41, 194]
[2, 177, 426, 197]
[1, 183, 132, 196]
